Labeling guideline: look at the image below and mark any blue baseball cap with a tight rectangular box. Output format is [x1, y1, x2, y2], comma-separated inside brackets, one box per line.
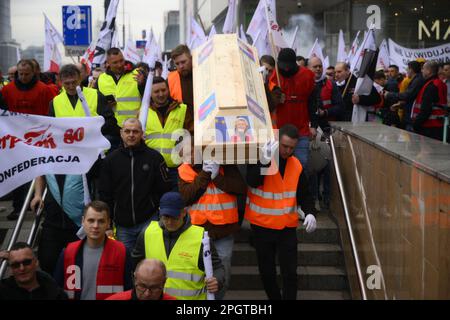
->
[159, 192, 185, 217]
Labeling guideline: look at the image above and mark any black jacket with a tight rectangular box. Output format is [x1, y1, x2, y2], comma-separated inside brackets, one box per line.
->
[0, 271, 68, 300]
[99, 142, 171, 227]
[386, 73, 425, 106]
[132, 218, 225, 288]
[337, 75, 381, 121]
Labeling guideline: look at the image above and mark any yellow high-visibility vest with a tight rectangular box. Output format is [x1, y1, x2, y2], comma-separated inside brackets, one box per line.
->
[144, 104, 186, 168]
[144, 221, 206, 300]
[97, 71, 141, 126]
[53, 87, 98, 117]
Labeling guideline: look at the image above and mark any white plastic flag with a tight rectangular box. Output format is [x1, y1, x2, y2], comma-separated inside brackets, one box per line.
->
[289, 26, 299, 49]
[202, 231, 215, 300]
[92, 0, 119, 67]
[189, 16, 207, 50]
[208, 25, 217, 40]
[253, 30, 271, 58]
[239, 25, 249, 44]
[123, 39, 141, 65]
[161, 56, 169, 80]
[81, 40, 97, 75]
[222, 0, 237, 34]
[346, 30, 361, 64]
[376, 39, 390, 71]
[337, 29, 347, 63]
[143, 28, 162, 68]
[247, 0, 275, 43]
[308, 38, 325, 62]
[44, 14, 63, 72]
[323, 56, 330, 72]
[264, 0, 287, 50]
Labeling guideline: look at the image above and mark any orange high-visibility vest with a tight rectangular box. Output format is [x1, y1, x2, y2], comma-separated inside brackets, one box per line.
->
[168, 71, 183, 103]
[245, 157, 302, 230]
[411, 78, 447, 128]
[178, 164, 239, 225]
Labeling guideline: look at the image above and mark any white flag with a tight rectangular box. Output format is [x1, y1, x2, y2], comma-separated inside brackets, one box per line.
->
[352, 29, 375, 75]
[308, 38, 325, 62]
[0, 112, 110, 197]
[123, 39, 141, 65]
[143, 28, 162, 68]
[208, 25, 217, 40]
[92, 0, 119, 67]
[337, 29, 347, 63]
[347, 30, 361, 64]
[289, 26, 299, 49]
[264, 0, 287, 50]
[111, 26, 120, 49]
[161, 55, 169, 80]
[16, 47, 21, 64]
[81, 40, 97, 75]
[376, 39, 390, 71]
[189, 16, 207, 50]
[253, 30, 271, 58]
[44, 14, 63, 72]
[247, 0, 275, 43]
[222, 0, 237, 34]
[239, 25, 249, 44]
[323, 56, 330, 72]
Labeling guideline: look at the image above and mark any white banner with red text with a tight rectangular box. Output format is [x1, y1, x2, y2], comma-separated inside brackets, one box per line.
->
[0, 111, 110, 197]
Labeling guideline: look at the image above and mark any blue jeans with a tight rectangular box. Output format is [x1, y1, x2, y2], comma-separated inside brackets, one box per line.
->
[294, 136, 310, 172]
[212, 235, 234, 300]
[116, 218, 154, 251]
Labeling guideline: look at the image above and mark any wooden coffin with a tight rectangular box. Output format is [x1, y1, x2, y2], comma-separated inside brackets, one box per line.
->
[192, 34, 274, 164]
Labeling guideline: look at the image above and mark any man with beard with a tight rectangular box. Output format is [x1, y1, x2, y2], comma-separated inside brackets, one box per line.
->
[168, 45, 194, 117]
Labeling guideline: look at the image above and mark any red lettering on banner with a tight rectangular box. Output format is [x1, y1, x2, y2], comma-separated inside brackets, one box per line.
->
[63, 127, 85, 144]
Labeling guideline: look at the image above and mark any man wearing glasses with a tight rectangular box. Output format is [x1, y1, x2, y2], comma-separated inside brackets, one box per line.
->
[107, 259, 176, 300]
[0, 242, 67, 300]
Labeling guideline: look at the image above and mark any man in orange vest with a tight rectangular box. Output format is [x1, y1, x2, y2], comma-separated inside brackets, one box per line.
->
[54, 201, 133, 300]
[412, 60, 448, 140]
[168, 45, 194, 117]
[245, 124, 317, 300]
[178, 142, 247, 299]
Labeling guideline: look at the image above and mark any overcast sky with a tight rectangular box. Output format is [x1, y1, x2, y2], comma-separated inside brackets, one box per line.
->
[11, 0, 179, 49]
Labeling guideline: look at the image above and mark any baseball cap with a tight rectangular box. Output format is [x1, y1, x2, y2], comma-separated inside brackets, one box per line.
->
[159, 192, 185, 218]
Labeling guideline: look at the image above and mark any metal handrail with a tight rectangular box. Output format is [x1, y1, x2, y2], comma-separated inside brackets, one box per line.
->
[0, 181, 47, 279]
[330, 135, 368, 300]
[26, 188, 48, 247]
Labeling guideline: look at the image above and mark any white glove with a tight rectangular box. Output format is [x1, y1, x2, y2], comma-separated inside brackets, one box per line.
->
[303, 214, 317, 233]
[202, 160, 220, 180]
[261, 140, 279, 163]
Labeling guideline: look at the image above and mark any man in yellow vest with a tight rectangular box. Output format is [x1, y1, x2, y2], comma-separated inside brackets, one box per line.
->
[168, 45, 194, 117]
[177, 140, 246, 300]
[245, 124, 318, 300]
[96, 48, 145, 129]
[144, 76, 193, 190]
[132, 192, 225, 300]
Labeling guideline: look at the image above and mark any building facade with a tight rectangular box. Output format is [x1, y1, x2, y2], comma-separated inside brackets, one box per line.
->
[180, 0, 450, 65]
[0, 0, 20, 74]
[164, 11, 180, 51]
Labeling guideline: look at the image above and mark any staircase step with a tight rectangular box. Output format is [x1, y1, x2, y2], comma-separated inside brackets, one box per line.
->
[232, 243, 344, 266]
[229, 266, 348, 291]
[234, 214, 340, 244]
[224, 290, 351, 300]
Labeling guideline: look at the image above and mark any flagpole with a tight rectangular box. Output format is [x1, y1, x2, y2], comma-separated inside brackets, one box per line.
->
[263, 2, 281, 87]
[343, 26, 375, 98]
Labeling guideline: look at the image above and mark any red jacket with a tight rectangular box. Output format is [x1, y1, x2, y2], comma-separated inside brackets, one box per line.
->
[269, 68, 315, 137]
[1, 80, 55, 116]
[63, 238, 127, 300]
[106, 290, 177, 300]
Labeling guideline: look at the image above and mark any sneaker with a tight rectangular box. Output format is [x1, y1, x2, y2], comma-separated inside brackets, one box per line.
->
[6, 211, 19, 221]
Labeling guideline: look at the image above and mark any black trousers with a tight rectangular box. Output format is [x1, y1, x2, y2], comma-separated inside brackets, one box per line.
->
[12, 182, 31, 212]
[37, 226, 79, 276]
[250, 225, 298, 300]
